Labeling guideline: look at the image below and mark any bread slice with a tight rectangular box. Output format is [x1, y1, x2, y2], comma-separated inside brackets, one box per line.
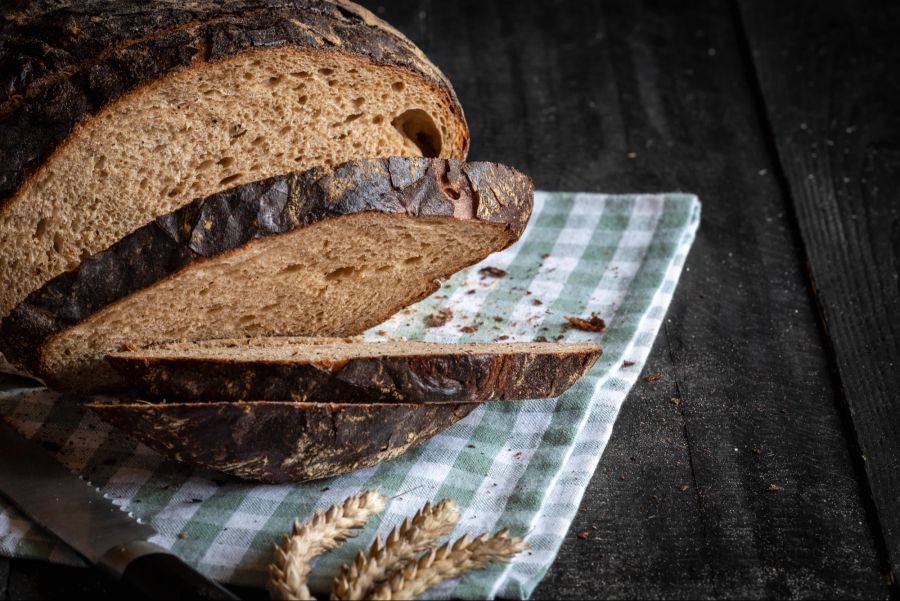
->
[0, 0, 469, 317]
[85, 399, 478, 483]
[106, 338, 602, 403]
[0, 158, 533, 393]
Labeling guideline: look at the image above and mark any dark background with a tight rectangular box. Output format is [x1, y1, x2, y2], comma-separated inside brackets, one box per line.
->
[2, 0, 899, 598]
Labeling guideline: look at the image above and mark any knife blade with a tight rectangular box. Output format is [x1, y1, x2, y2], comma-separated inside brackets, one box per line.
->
[0, 418, 238, 600]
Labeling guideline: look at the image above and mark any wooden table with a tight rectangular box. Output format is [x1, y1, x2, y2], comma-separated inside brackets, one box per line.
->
[2, 0, 898, 598]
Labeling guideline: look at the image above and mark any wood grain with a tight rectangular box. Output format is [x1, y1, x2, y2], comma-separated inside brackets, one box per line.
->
[738, 0, 900, 583]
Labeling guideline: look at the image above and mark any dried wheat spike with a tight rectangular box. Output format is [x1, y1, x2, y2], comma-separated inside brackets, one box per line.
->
[268, 490, 386, 601]
[331, 499, 460, 600]
[367, 528, 528, 600]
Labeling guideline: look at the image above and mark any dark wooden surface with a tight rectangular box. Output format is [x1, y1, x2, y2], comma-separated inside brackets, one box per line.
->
[738, 0, 900, 582]
[1, 0, 898, 599]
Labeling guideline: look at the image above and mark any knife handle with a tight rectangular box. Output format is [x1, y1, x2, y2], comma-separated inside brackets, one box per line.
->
[100, 542, 239, 600]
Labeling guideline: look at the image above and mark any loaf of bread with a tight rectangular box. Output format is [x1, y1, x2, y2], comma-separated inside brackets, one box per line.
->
[106, 337, 602, 403]
[0, 158, 533, 392]
[0, 0, 468, 317]
[85, 398, 478, 483]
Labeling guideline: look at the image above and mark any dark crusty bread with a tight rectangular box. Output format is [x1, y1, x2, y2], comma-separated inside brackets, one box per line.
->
[106, 338, 602, 403]
[0, 0, 469, 317]
[0, 158, 533, 393]
[85, 399, 478, 483]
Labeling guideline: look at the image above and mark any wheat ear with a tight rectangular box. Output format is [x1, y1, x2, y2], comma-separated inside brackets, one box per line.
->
[331, 499, 460, 600]
[268, 490, 386, 601]
[367, 529, 528, 600]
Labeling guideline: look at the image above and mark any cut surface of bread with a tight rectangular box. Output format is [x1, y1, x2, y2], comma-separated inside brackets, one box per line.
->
[85, 399, 478, 483]
[106, 338, 602, 403]
[0, 0, 468, 317]
[0, 158, 533, 393]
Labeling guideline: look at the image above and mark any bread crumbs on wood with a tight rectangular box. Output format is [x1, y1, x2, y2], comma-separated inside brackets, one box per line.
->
[424, 308, 453, 328]
[566, 312, 606, 332]
[643, 373, 662, 382]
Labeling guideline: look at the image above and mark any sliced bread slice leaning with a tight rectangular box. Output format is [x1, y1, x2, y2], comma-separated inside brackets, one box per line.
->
[0, 158, 533, 393]
[106, 338, 602, 403]
[0, 0, 468, 317]
[85, 399, 478, 483]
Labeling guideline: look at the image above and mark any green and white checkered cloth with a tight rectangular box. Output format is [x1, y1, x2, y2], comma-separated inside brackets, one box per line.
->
[0, 191, 699, 599]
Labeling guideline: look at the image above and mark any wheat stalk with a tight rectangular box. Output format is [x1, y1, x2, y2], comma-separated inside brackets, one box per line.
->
[367, 529, 528, 600]
[331, 499, 460, 600]
[268, 490, 386, 601]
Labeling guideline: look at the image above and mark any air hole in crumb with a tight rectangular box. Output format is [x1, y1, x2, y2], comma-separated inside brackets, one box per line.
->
[217, 157, 235, 168]
[219, 173, 243, 186]
[243, 72, 253, 80]
[404, 256, 423, 264]
[391, 109, 443, 157]
[167, 186, 185, 198]
[319, 67, 334, 76]
[280, 263, 305, 275]
[328, 79, 338, 87]
[325, 266, 355, 280]
[52, 232, 64, 254]
[392, 81, 405, 92]
[292, 71, 311, 78]
[251, 136, 266, 146]
[353, 97, 365, 108]
[238, 314, 256, 325]
[198, 159, 214, 170]
[344, 113, 363, 123]
[298, 95, 308, 105]
[268, 75, 283, 86]
[372, 115, 385, 124]
[279, 125, 291, 135]
[34, 218, 49, 239]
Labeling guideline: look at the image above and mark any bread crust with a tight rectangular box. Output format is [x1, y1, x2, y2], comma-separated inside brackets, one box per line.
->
[0, 0, 469, 210]
[0, 157, 534, 388]
[106, 341, 601, 403]
[85, 399, 478, 483]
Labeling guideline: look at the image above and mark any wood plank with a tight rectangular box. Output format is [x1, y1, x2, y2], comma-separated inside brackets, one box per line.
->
[357, 0, 893, 597]
[738, 0, 900, 584]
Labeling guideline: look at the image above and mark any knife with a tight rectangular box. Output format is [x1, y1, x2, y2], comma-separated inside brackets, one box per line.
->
[0, 418, 239, 600]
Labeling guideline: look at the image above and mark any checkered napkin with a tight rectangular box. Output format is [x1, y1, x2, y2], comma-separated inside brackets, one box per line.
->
[0, 192, 700, 599]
